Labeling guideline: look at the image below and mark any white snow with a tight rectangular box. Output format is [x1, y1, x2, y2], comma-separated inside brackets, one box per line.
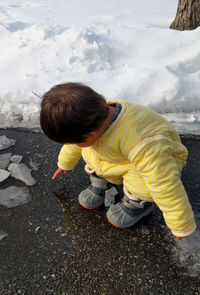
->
[0, 0, 200, 133]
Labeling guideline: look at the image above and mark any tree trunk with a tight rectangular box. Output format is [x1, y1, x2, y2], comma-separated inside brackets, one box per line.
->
[170, 0, 200, 30]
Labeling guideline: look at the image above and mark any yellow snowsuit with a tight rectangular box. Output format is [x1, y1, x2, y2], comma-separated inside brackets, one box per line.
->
[58, 100, 196, 237]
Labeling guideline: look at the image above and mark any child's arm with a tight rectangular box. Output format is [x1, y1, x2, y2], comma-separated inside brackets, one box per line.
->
[52, 144, 82, 180]
[133, 140, 196, 238]
[58, 144, 82, 170]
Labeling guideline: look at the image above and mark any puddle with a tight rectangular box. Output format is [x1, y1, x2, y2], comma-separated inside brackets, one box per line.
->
[54, 189, 73, 235]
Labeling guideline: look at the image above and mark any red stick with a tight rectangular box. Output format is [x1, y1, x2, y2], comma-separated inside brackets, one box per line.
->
[176, 236, 182, 240]
[52, 168, 63, 180]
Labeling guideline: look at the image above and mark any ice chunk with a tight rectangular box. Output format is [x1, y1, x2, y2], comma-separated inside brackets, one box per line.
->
[0, 186, 31, 208]
[8, 163, 36, 186]
[104, 186, 118, 207]
[192, 263, 200, 272]
[0, 230, 8, 241]
[10, 154, 23, 163]
[172, 230, 200, 277]
[0, 169, 10, 182]
[0, 153, 12, 169]
[0, 136, 16, 150]
[29, 157, 40, 171]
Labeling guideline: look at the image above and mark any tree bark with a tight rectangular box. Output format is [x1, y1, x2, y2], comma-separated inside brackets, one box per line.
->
[170, 0, 200, 30]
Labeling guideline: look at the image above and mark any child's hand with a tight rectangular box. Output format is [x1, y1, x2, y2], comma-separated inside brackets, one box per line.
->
[52, 168, 68, 180]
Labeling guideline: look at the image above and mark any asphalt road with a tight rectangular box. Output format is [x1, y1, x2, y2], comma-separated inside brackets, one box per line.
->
[0, 128, 200, 295]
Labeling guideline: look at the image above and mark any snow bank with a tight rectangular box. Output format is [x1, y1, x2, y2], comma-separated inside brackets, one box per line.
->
[0, 0, 200, 133]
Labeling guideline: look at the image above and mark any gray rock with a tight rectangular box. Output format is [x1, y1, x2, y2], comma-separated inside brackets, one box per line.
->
[8, 163, 36, 186]
[10, 154, 23, 163]
[0, 169, 10, 182]
[0, 186, 31, 208]
[0, 136, 16, 150]
[0, 230, 8, 241]
[0, 153, 12, 169]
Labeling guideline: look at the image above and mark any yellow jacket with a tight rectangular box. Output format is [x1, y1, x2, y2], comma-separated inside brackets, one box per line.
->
[58, 100, 196, 237]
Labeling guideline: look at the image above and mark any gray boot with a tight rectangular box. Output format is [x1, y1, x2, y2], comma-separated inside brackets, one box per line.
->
[78, 174, 108, 209]
[106, 187, 153, 228]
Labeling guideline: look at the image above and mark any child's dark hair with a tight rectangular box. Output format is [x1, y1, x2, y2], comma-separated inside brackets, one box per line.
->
[40, 83, 109, 144]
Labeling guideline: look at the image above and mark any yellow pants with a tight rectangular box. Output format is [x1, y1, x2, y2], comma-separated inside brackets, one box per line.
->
[82, 141, 186, 203]
[85, 161, 153, 202]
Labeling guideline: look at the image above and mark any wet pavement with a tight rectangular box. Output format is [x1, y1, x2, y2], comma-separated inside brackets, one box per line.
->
[0, 128, 200, 295]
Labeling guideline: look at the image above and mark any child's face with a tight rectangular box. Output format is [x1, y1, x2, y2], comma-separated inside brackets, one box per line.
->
[76, 131, 98, 147]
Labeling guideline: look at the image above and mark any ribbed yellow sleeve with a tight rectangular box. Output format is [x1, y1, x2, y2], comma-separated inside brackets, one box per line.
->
[58, 144, 82, 170]
[134, 140, 196, 237]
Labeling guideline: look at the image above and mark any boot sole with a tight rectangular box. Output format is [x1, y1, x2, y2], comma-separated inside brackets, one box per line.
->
[107, 217, 129, 229]
[79, 202, 103, 210]
[107, 208, 152, 229]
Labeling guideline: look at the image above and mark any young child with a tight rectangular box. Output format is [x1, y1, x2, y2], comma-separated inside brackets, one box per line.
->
[40, 82, 196, 239]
